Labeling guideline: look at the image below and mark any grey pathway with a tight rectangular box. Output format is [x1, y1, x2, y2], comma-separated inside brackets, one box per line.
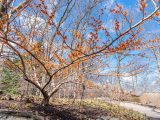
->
[100, 98, 160, 120]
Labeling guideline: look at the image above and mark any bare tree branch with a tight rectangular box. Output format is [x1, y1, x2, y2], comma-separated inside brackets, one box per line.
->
[49, 80, 83, 98]
[150, 0, 158, 9]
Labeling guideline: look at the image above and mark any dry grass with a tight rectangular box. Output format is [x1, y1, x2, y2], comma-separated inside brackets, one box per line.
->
[51, 98, 146, 120]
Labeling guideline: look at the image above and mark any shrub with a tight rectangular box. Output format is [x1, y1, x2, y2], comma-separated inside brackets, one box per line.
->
[1, 68, 21, 95]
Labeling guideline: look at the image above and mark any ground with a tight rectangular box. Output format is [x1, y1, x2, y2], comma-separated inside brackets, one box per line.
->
[0, 98, 146, 120]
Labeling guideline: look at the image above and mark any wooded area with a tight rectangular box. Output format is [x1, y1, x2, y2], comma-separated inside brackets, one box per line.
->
[0, 0, 160, 119]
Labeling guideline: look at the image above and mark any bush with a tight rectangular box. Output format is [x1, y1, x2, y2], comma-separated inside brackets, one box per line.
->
[1, 68, 21, 95]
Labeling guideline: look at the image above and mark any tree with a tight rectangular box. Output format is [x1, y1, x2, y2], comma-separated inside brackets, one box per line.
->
[0, 0, 159, 106]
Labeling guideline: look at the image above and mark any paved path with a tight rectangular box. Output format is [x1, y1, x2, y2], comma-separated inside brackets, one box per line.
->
[103, 99, 160, 120]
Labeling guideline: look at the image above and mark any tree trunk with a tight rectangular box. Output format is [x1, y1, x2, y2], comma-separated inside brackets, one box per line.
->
[42, 91, 50, 106]
[116, 53, 123, 93]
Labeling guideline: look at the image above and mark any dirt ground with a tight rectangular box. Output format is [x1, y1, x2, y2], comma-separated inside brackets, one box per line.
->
[0, 100, 114, 120]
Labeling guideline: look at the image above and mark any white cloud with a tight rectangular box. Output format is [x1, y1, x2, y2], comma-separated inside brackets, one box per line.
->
[103, 19, 115, 33]
[122, 76, 133, 83]
[105, 0, 115, 9]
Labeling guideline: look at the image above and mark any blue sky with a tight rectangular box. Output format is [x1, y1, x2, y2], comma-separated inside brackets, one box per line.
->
[94, 0, 160, 91]
[13, 0, 160, 92]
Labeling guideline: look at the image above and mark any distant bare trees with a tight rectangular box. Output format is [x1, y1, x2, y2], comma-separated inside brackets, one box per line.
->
[0, 0, 160, 105]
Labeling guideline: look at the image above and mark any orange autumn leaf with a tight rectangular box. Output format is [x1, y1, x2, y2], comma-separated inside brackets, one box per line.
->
[123, 10, 128, 16]
[41, 10, 48, 15]
[154, 11, 160, 17]
[52, 52, 64, 63]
